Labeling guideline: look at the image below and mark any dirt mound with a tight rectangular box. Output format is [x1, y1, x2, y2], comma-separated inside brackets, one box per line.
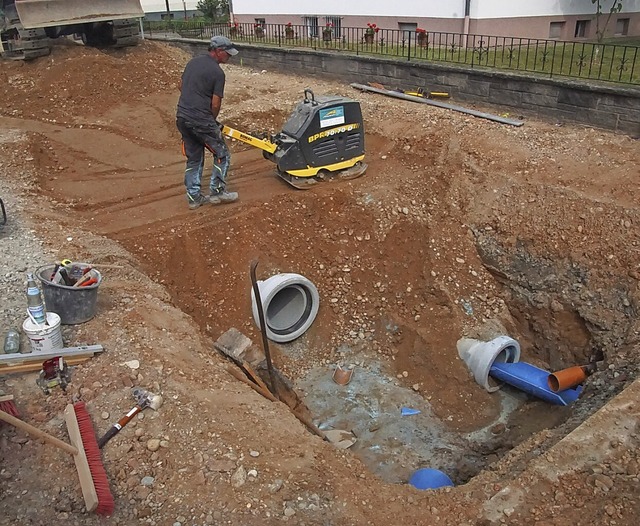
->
[0, 40, 184, 122]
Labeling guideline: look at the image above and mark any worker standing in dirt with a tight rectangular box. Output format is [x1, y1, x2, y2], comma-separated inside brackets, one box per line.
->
[176, 35, 239, 210]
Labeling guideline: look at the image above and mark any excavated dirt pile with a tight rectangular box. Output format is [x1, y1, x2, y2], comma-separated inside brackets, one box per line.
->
[0, 39, 639, 525]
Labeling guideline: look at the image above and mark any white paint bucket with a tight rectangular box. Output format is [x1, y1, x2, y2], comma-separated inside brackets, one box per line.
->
[22, 312, 63, 353]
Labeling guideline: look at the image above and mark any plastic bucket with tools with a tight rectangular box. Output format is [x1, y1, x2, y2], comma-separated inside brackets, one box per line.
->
[36, 263, 102, 325]
[22, 312, 63, 353]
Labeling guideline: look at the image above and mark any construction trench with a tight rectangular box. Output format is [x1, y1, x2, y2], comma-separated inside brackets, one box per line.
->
[1, 41, 639, 524]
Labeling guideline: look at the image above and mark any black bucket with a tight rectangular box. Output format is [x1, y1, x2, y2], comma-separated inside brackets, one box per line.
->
[36, 263, 102, 325]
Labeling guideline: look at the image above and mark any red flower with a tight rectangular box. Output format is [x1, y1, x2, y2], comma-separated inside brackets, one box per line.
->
[416, 27, 427, 34]
[366, 22, 379, 34]
[286, 22, 292, 27]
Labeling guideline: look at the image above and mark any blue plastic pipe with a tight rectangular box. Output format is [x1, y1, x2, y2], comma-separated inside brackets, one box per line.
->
[409, 468, 454, 490]
[489, 362, 582, 406]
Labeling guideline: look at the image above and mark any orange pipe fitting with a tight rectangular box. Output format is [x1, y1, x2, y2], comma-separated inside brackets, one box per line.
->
[547, 365, 588, 392]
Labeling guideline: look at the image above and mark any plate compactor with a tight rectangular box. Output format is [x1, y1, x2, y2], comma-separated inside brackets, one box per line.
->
[222, 89, 367, 189]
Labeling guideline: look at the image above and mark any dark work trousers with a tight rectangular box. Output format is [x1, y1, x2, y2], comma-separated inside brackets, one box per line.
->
[176, 117, 231, 199]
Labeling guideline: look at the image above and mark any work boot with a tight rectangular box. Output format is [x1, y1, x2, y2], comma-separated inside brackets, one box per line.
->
[209, 190, 238, 204]
[188, 193, 208, 210]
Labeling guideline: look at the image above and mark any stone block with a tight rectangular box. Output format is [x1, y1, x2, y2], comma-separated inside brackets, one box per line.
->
[557, 89, 599, 109]
[521, 92, 558, 108]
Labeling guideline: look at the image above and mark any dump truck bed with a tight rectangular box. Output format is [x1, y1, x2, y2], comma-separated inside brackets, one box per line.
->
[15, 0, 144, 29]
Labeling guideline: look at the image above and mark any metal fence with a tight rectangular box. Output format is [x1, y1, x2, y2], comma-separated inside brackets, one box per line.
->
[143, 21, 640, 85]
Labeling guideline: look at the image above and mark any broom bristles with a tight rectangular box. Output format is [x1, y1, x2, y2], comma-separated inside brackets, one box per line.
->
[73, 401, 115, 516]
[0, 396, 20, 418]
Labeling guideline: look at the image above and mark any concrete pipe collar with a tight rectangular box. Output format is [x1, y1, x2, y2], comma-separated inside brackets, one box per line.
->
[251, 273, 320, 343]
[457, 336, 521, 392]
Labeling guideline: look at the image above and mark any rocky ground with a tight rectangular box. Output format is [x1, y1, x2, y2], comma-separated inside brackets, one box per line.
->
[0, 39, 639, 525]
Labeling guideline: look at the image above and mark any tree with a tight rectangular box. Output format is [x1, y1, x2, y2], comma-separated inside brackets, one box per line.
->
[197, 0, 230, 22]
[592, 0, 623, 42]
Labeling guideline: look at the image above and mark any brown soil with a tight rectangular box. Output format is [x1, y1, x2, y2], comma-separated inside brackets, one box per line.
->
[0, 39, 639, 525]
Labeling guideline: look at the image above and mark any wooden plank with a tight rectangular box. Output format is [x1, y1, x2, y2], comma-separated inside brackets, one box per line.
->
[226, 366, 327, 441]
[241, 361, 271, 394]
[0, 345, 104, 365]
[64, 404, 99, 513]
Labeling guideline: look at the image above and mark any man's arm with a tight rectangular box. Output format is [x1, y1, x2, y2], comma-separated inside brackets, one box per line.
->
[211, 94, 222, 120]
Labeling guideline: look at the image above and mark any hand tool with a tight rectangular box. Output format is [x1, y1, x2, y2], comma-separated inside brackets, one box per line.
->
[0, 403, 114, 515]
[36, 357, 71, 394]
[98, 387, 163, 448]
[0, 392, 19, 417]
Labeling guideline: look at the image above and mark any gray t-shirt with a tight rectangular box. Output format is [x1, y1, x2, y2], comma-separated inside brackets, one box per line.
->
[176, 53, 225, 124]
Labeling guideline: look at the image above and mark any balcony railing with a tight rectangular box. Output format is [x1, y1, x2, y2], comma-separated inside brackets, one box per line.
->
[143, 21, 640, 85]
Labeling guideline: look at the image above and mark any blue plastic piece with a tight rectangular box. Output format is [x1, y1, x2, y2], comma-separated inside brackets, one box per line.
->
[409, 468, 455, 490]
[489, 362, 582, 406]
[400, 407, 421, 416]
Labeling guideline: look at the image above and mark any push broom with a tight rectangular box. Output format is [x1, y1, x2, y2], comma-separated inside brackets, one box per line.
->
[0, 393, 20, 417]
[0, 401, 114, 515]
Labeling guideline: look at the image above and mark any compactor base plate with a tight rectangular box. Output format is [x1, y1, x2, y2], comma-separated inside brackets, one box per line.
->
[277, 162, 368, 190]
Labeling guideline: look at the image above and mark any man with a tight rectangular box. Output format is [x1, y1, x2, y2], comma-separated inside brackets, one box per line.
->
[176, 35, 239, 210]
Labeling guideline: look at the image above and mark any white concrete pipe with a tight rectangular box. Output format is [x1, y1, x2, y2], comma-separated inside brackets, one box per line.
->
[251, 273, 320, 343]
[457, 336, 521, 392]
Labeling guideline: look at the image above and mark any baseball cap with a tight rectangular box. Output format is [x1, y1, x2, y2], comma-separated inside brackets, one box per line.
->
[209, 35, 239, 56]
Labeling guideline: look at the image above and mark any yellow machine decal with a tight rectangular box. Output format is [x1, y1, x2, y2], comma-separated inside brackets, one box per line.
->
[308, 123, 361, 144]
[286, 155, 365, 177]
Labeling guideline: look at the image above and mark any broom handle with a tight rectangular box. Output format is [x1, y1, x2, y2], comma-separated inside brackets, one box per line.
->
[0, 409, 78, 455]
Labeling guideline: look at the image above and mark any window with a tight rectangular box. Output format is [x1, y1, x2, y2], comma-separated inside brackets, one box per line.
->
[254, 18, 265, 27]
[549, 21, 564, 39]
[325, 16, 342, 38]
[304, 16, 318, 38]
[574, 20, 589, 38]
[399, 22, 417, 39]
[615, 18, 630, 36]
[399, 22, 418, 32]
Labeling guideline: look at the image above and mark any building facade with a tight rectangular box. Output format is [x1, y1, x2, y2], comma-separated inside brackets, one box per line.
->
[141, 1, 201, 21]
[231, 0, 640, 40]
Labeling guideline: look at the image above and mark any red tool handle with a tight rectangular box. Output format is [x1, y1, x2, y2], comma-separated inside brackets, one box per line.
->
[79, 278, 98, 287]
[98, 405, 142, 448]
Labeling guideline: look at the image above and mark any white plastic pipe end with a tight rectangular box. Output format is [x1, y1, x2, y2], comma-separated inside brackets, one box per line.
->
[251, 273, 320, 343]
[457, 336, 521, 392]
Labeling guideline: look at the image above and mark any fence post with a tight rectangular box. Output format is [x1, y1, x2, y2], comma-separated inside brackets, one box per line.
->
[408, 31, 412, 61]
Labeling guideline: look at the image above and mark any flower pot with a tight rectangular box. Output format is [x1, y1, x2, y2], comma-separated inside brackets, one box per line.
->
[417, 34, 428, 47]
[547, 366, 588, 392]
[364, 33, 374, 44]
[230, 27, 238, 38]
[285, 29, 294, 39]
[322, 30, 332, 42]
[254, 28, 264, 38]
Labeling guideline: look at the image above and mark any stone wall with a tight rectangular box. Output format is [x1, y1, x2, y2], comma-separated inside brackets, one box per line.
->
[166, 38, 640, 136]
